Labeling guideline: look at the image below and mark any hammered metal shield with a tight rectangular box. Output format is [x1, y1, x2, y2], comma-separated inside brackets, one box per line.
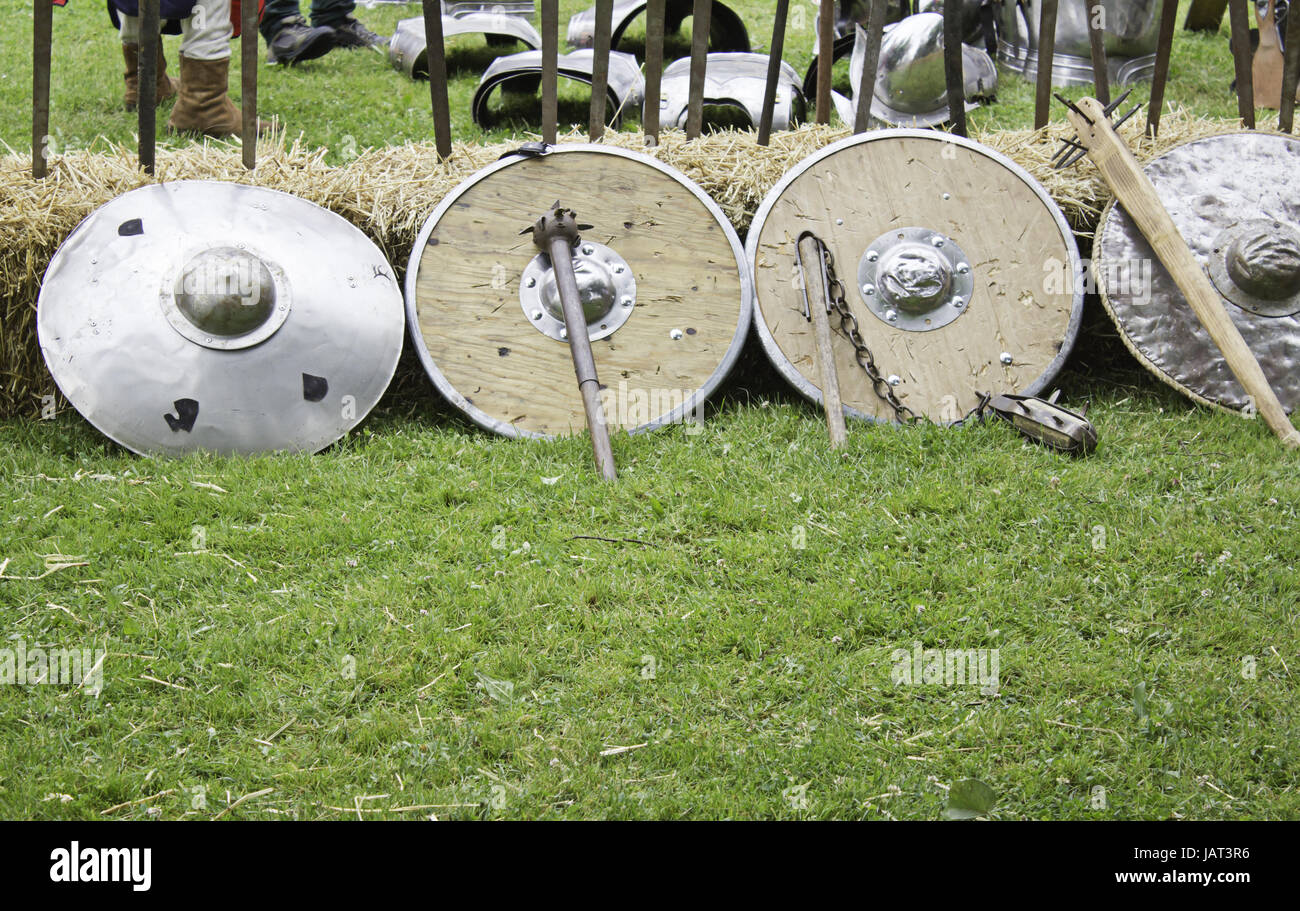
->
[405, 145, 752, 438]
[747, 130, 1084, 424]
[38, 181, 405, 455]
[1094, 132, 1300, 413]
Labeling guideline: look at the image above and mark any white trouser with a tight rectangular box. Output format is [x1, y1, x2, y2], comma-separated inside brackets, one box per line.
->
[119, 0, 232, 61]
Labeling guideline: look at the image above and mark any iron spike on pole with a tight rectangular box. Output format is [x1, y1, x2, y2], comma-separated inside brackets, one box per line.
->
[1034, 0, 1059, 130]
[643, 0, 667, 145]
[685, 0, 712, 139]
[421, 0, 453, 159]
[241, 0, 259, 169]
[588, 0, 614, 140]
[1146, 0, 1179, 137]
[541, 0, 559, 144]
[32, 0, 52, 180]
[138, 0, 160, 175]
[756, 0, 790, 146]
[854, 1, 887, 134]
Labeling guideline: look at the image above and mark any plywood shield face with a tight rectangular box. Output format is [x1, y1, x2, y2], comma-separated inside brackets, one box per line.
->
[406, 146, 752, 438]
[1095, 132, 1300, 414]
[747, 130, 1084, 423]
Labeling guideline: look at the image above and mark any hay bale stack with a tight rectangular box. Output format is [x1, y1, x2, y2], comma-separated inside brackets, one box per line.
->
[0, 110, 1268, 419]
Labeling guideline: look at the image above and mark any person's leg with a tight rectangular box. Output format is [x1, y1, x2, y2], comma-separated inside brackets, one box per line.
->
[307, 0, 353, 30]
[260, 0, 304, 42]
[178, 0, 232, 60]
[171, 0, 268, 137]
[317, 0, 385, 48]
[120, 11, 176, 110]
[120, 11, 141, 45]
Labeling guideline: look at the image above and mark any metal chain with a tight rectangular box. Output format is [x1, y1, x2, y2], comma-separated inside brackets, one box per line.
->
[806, 233, 990, 427]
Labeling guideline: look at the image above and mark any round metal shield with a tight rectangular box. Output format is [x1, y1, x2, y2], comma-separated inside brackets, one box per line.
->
[1095, 132, 1300, 414]
[405, 145, 752, 439]
[38, 181, 404, 455]
[747, 130, 1084, 423]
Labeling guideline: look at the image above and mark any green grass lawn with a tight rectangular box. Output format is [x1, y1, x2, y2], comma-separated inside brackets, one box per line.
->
[1, 2, 1298, 820]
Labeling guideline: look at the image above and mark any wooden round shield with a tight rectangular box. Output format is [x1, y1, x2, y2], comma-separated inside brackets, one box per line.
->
[747, 130, 1084, 423]
[405, 145, 752, 438]
[1094, 132, 1300, 414]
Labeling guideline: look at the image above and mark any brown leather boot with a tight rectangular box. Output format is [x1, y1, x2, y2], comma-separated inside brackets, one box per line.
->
[168, 54, 272, 139]
[123, 40, 177, 112]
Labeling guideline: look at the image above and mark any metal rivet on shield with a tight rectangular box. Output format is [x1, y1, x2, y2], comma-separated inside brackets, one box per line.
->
[887, 375, 901, 386]
[670, 328, 684, 340]
[931, 236, 945, 248]
[581, 245, 595, 256]
[866, 250, 879, 263]
[952, 296, 964, 308]
[956, 263, 970, 274]
[863, 284, 876, 296]
[1000, 352, 1014, 365]
[885, 309, 898, 322]
[532, 310, 543, 320]
[526, 276, 537, 288]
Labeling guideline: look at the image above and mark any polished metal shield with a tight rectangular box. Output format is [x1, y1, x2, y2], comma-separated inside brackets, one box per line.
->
[389, 13, 542, 79]
[472, 49, 645, 128]
[747, 131, 1084, 424]
[567, 0, 749, 53]
[658, 53, 806, 131]
[854, 13, 997, 127]
[999, 0, 1162, 86]
[37, 182, 404, 456]
[405, 145, 752, 439]
[1095, 132, 1300, 413]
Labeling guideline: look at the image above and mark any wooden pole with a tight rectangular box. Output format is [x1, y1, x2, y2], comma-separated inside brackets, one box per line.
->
[756, 0, 789, 145]
[1085, 0, 1109, 106]
[421, 0, 453, 158]
[685, 0, 712, 139]
[1065, 96, 1299, 448]
[1145, 0, 1179, 136]
[531, 207, 618, 480]
[643, 0, 666, 144]
[588, 0, 614, 140]
[241, 0, 259, 169]
[853, 0, 886, 133]
[541, 0, 559, 144]
[1034, 0, 1059, 129]
[942, 0, 966, 136]
[815, 0, 834, 124]
[138, 0, 159, 174]
[32, 0, 52, 180]
[1228, 0, 1255, 127]
[798, 235, 847, 449]
[1282, 0, 1300, 132]
[1184, 0, 1228, 31]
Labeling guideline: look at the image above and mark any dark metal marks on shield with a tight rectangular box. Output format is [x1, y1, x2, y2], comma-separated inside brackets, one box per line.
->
[36, 181, 405, 456]
[746, 129, 1084, 425]
[403, 145, 753, 440]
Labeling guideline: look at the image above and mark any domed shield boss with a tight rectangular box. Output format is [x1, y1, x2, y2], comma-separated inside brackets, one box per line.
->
[747, 130, 1084, 424]
[405, 145, 752, 438]
[1095, 132, 1300, 413]
[38, 181, 405, 455]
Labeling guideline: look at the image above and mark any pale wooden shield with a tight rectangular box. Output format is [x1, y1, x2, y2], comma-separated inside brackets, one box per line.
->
[405, 145, 752, 438]
[746, 129, 1084, 423]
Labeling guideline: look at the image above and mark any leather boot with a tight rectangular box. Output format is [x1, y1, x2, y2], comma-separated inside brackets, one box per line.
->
[168, 54, 272, 139]
[123, 39, 178, 112]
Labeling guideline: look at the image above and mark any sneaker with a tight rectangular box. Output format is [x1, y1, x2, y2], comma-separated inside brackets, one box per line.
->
[266, 17, 337, 66]
[330, 17, 387, 50]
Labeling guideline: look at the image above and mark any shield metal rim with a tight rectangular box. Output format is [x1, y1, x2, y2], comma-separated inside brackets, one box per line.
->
[744, 128, 1085, 424]
[404, 143, 754, 440]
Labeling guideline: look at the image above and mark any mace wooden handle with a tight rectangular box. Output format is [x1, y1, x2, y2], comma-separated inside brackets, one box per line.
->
[798, 235, 847, 449]
[1066, 97, 1299, 448]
